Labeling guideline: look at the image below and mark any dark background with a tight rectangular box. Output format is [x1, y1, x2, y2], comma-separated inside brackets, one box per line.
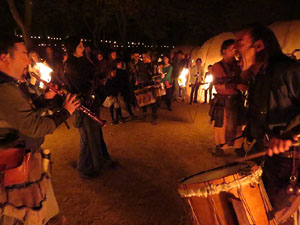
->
[2, 0, 300, 46]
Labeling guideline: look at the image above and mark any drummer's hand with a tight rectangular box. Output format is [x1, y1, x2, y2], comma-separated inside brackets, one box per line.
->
[267, 136, 298, 156]
[161, 73, 165, 79]
[63, 94, 80, 115]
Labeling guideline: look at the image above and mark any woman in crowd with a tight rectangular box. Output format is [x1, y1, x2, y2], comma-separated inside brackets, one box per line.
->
[161, 54, 173, 111]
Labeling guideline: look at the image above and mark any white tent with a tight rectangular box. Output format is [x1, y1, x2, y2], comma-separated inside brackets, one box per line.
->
[176, 20, 300, 71]
[173, 20, 300, 102]
[270, 20, 300, 59]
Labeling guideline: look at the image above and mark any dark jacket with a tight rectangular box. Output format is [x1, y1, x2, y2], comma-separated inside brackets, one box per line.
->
[136, 63, 154, 87]
[116, 68, 130, 92]
[0, 72, 69, 150]
[105, 76, 121, 97]
[246, 55, 300, 143]
[64, 55, 94, 96]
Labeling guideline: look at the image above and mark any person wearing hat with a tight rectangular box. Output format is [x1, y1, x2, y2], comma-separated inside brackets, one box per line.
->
[64, 36, 116, 178]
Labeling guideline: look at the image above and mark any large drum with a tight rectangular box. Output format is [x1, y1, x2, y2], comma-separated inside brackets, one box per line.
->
[178, 162, 278, 225]
[134, 86, 156, 107]
[152, 83, 166, 98]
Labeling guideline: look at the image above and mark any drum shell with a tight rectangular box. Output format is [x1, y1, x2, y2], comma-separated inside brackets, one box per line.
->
[134, 86, 156, 107]
[178, 163, 277, 225]
[152, 84, 166, 98]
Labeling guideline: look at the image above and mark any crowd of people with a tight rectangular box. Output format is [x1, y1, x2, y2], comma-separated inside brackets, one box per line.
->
[30, 42, 214, 126]
[1, 22, 300, 225]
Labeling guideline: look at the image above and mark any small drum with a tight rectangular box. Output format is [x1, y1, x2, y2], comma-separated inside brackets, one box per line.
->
[152, 83, 166, 98]
[178, 162, 277, 225]
[134, 86, 156, 107]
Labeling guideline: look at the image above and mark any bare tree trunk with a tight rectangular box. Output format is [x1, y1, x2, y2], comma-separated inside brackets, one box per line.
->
[115, 6, 127, 45]
[7, 0, 32, 49]
[25, 0, 32, 34]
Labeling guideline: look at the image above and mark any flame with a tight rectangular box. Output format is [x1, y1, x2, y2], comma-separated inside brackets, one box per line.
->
[204, 74, 213, 90]
[32, 62, 53, 88]
[178, 68, 189, 87]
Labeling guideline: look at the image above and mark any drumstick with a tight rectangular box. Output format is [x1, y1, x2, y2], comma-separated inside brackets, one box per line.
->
[227, 151, 267, 164]
[227, 141, 300, 164]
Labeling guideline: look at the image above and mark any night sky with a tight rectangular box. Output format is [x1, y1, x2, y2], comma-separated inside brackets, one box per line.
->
[1, 0, 300, 46]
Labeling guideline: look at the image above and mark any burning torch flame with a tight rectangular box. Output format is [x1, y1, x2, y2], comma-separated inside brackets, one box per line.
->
[29, 62, 53, 88]
[204, 74, 213, 90]
[178, 68, 189, 87]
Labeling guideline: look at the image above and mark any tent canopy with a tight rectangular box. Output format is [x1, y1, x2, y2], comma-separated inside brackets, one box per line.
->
[174, 20, 300, 72]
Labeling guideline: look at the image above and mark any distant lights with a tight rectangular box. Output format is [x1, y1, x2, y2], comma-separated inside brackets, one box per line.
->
[21, 35, 175, 49]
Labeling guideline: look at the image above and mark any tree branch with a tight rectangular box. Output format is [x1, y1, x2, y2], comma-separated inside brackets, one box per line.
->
[7, 0, 32, 49]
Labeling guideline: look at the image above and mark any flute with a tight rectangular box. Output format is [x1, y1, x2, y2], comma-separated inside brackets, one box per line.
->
[30, 72, 107, 127]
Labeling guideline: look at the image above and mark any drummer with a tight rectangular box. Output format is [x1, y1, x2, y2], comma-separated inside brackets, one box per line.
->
[236, 24, 300, 224]
[136, 52, 158, 125]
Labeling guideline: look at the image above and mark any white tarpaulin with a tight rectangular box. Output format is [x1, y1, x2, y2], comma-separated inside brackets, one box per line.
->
[173, 20, 300, 102]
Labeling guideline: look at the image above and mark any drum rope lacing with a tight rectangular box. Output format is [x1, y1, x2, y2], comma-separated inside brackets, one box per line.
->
[235, 173, 256, 224]
[258, 180, 277, 225]
[205, 180, 226, 225]
[178, 167, 263, 198]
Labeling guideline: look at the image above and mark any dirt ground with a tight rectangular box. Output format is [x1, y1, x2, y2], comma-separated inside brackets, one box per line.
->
[42, 102, 232, 225]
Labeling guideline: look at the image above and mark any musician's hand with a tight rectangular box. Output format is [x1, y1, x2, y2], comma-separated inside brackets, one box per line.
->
[267, 136, 298, 156]
[44, 86, 58, 99]
[63, 94, 80, 115]
[161, 73, 165, 79]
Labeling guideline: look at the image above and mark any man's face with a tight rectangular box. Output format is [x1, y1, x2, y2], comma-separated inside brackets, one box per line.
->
[116, 62, 122, 69]
[97, 54, 103, 61]
[111, 52, 117, 60]
[110, 70, 116, 77]
[7, 42, 30, 80]
[235, 30, 254, 58]
[223, 44, 236, 59]
[196, 60, 202, 66]
[142, 54, 151, 63]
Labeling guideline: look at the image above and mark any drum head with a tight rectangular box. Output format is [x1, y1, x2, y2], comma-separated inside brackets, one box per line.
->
[180, 162, 255, 184]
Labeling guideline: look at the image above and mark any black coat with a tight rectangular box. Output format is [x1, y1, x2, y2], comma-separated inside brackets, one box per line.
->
[64, 55, 94, 96]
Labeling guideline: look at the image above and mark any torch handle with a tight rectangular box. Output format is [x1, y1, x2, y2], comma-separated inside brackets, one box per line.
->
[30, 72, 107, 127]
